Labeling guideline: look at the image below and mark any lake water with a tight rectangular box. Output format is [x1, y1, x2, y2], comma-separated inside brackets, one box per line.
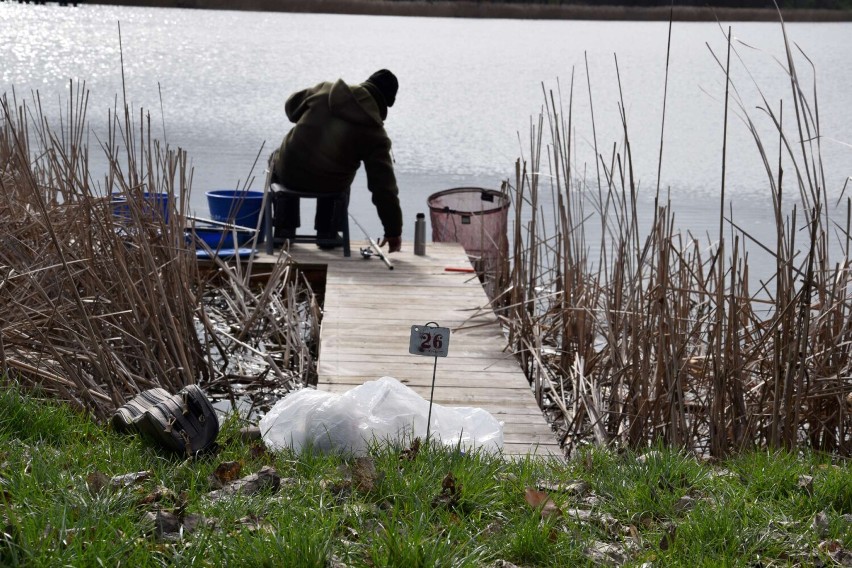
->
[2, 3, 851, 264]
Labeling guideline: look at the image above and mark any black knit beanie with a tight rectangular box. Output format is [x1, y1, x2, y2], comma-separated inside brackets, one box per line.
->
[364, 69, 398, 108]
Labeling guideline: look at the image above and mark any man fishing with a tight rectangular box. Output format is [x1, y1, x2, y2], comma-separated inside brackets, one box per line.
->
[271, 69, 403, 253]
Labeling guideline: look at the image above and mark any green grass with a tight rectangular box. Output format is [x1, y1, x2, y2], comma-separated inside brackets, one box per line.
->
[1, 386, 849, 567]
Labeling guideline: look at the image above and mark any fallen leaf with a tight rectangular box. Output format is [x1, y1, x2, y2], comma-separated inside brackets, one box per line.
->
[710, 468, 738, 480]
[798, 474, 814, 496]
[249, 443, 268, 460]
[442, 472, 457, 492]
[351, 458, 381, 493]
[628, 524, 642, 546]
[206, 466, 282, 502]
[497, 472, 518, 483]
[399, 438, 422, 461]
[143, 510, 179, 539]
[234, 515, 274, 534]
[110, 471, 151, 488]
[523, 488, 561, 518]
[175, 491, 189, 517]
[674, 495, 695, 513]
[564, 508, 620, 532]
[581, 492, 602, 508]
[209, 461, 242, 489]
[181, 513, 208, 533]
[343, 526, 360, 542]
[637, 450, 662, 465]
[433, 472, 463, 509]
[144, 510, 210, 541]
[343, 503, 374, 518]
[86, 471, 109, 494]
[536, 480, 589, 496]
[583, 540, 627, 565]
[523, 488, 550, 508]
[812, 510, 830, 537]
[820, 540, 843, 554]
[327, 555, 349, 568]
[322, 477, 352, 497]
[493, 560, 521, 568]
[659, 524, 677, 551]
[138, 486, 176, 506]
[835, 548, 852, 567]
[483, 521, 503, 536]
[819, 540, 852, 567]
[59, 527, 78, 549]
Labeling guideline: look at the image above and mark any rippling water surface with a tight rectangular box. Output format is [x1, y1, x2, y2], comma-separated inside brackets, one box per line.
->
[2, 3, 850, 249]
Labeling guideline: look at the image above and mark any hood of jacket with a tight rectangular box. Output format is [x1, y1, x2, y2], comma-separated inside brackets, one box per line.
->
[328, 79, 384, 127]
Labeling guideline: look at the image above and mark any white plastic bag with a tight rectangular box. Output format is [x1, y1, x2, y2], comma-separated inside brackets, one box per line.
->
[259, 376, 503, 455]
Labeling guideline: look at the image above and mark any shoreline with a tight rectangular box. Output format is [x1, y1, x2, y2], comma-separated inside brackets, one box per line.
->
[88, 1, 852, 22]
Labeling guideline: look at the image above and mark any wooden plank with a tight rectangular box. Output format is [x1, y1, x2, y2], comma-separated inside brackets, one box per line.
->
[319, 338, 509, 352]
[320, 351, 515, 364]
[502, 443, 563, 457]
[320, 322, 505, 335]
[318, 368, 534, 382]
[318, 352, 522, 365]
[321, 378, 534, 392]
[319, 384, 544, 409]
[319, 348, 518, 360]
[277, 241, 471, 260]
[286, 240, 562, 460]
[322, 319, 498, 329]
[318, 361, 526, 375]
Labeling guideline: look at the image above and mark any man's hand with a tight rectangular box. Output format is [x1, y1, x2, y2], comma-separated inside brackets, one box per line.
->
[379, 236, 402, 253]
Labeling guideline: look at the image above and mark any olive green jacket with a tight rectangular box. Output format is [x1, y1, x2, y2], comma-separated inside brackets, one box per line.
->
[275, 80, 403, 238]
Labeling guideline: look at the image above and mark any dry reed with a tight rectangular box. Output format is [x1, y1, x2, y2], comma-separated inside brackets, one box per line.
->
[499, 24, 851, 457]
[0, 84, 318, 420]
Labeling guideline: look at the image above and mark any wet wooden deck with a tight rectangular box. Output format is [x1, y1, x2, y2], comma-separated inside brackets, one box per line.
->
[254, 240, 561, 458]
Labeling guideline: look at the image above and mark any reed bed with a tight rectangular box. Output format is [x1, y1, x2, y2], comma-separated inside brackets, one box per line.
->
[498, 25, 851, 458]
[0, 85, 318, 420]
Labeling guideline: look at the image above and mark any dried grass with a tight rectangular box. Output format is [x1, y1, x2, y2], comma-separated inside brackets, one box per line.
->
[499, 24, 851, 457]
[0, 84, 318, 420]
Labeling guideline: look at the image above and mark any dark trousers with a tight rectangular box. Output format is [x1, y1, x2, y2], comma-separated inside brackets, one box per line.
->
[273, 190, 349, 238]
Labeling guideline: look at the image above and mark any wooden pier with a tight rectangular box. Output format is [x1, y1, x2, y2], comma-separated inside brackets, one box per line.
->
[255, 240, 561, 459]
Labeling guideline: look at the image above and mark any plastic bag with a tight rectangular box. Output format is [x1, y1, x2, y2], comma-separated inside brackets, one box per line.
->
[259, 376, 503, 455]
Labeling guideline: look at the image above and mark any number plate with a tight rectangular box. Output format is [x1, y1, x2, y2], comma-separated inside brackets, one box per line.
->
[409, 325, 450, 357]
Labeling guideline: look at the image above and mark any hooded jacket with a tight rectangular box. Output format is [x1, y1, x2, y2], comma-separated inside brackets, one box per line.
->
[275, 80, 402, 238]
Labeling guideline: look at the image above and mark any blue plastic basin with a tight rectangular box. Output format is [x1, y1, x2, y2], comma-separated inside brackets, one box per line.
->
[205, 190, 265, 244]
[188, 226, 255, 249]
[111, 192, 171, 222]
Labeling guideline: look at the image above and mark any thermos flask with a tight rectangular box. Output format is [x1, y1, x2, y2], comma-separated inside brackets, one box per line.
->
[414, 213, 426, 256]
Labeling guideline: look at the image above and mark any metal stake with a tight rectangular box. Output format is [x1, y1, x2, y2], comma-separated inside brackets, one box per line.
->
[426, 353, 439, 443]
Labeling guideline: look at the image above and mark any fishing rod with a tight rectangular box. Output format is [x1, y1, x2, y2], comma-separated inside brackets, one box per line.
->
[185, 214, 257, 234]
[348, 213, 393, 270]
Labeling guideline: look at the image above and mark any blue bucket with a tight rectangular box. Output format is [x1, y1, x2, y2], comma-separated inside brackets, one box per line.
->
[205, 190, 265, 244]
[111, 192, 171, 222]
[188, 226, 255, 249]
